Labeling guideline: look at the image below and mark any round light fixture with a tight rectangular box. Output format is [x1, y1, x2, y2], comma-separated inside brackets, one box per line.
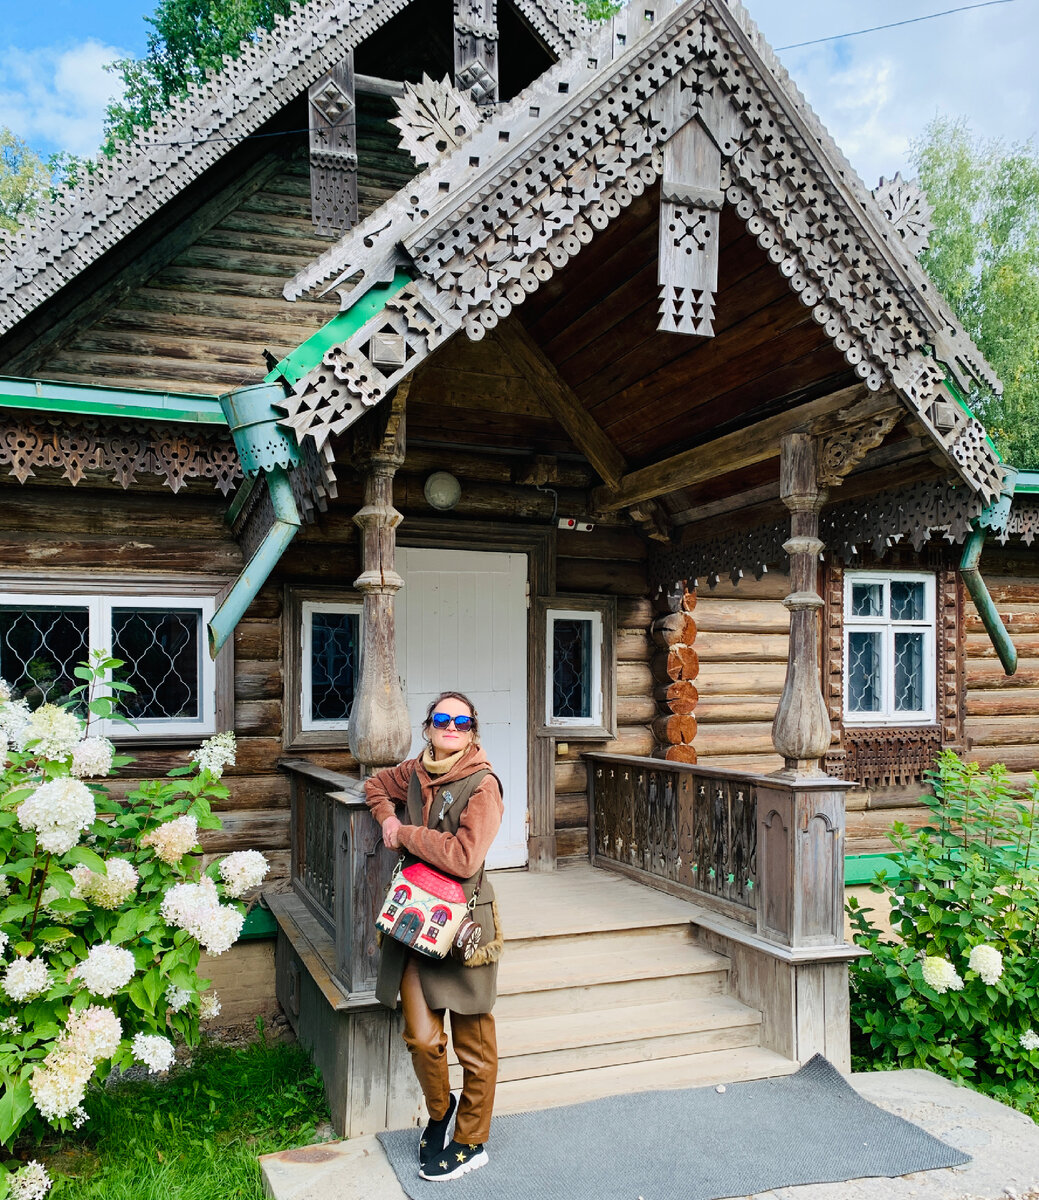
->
[424, 471, 462, 511]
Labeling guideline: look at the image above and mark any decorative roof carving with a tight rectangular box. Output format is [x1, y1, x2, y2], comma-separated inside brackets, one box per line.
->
[872, 173, 934, 258]
[0, 0, 587, 336]
[279, 0, 1004, 501]
[390, 76, 483, 168]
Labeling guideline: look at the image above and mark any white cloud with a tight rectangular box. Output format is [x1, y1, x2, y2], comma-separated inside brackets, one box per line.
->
[0, 38, 128, 159]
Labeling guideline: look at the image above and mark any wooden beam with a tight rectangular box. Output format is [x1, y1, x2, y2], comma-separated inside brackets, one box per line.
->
[496, 321, 628, 490]
[592, 385, 872, 512]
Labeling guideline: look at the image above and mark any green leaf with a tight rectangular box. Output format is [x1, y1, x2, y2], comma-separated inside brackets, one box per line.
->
[64, 845, 107, 874]
[0, 1076, 33, 1145]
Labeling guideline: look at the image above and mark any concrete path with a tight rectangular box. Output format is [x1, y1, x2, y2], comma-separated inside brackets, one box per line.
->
[260, 1068, 1039, 1200]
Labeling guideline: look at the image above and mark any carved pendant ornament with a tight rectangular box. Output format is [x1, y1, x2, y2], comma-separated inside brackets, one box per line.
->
[277, 1, 1004, 505]
[309, 54, 358, 233]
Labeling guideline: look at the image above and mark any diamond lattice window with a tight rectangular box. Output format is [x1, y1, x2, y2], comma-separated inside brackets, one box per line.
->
[0, 591, 217, 737]
[844, 573, 935, 724]
[546, 608, 603, 728]
[301, 602, 361, 729]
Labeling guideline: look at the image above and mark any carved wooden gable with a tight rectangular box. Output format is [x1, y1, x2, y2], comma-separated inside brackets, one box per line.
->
[277, 0, 1004, 505]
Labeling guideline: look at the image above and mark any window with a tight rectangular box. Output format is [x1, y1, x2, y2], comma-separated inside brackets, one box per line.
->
[536, 596, 616, 739]
[284, 589, 363, 748]
[0, 589, 222, 739]
[301, 601, 361, 730]
[844, 572, 935, 725]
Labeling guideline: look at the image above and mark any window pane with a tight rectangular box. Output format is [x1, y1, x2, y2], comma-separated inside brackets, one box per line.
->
[847, 631, 881, 712]
[851, 583, 883, 617]
[894, 632, 925, 711]
[553, 619, 592, 719]
[112, 609, 200, 720]
[890, 581, 925, 621]
[311, 611, 358, 721]
[0, 605, 89, 709]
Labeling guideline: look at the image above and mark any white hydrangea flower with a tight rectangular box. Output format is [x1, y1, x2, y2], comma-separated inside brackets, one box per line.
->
[25, 703, 83, 760]
[17, 777, 96, 855]
[968, 943, 1003, 986]
[141, 814, 198, 865]
[2, 957, 50, 1002]
[71, 858, 138, 910]
[9, 1160, 52, 1200]
[1020, 1029, 1039, 1051]
[0, 1015, 20, 1035]
[160, 877, 245, 955]
[0, 695, 32, 754]
[70, 736, 115, 779]
[63, 1005, 122, 1062]
[0, 678, 10, 702]
[0, 875, 9, 900]
[198, 991, 221, 1020]
[73, 944, 136, 998]
[0, 930, 8, 957]
[131, 1032, 175, 1073]
[921, 956, 964, 995]
[166, 985, 192, 1012]
[219, 850, 269, 898]
[194, 730, 236, 778]
[40, 887, 62, 918]
[30, 1048, 93, 1123]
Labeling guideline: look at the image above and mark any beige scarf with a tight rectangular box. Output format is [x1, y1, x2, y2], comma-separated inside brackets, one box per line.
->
[421, 745, 467, 776]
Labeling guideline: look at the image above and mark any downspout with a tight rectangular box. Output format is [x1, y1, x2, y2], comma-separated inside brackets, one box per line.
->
[208, 382, 303, 658]
[959, 467, 1018, 677]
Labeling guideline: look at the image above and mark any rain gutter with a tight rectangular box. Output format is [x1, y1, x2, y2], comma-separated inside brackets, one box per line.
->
[0, 375, 226, 423]
[959, 466, 1019, 676]
[208, 382, 303, 658]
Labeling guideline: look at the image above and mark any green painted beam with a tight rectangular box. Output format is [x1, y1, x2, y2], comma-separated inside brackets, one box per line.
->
[1014, 470, 1039, 494]
[266, 270, 413, 386]
[844, 853, 905, 886]
[0, 375, 227, 424]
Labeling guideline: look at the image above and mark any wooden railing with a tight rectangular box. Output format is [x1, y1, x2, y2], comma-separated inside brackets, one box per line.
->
[588, 752, 850, 949]
[281, 758, 395, 996]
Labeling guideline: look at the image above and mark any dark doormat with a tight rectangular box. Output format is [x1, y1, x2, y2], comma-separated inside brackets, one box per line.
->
[377, 1055, 971, 1200]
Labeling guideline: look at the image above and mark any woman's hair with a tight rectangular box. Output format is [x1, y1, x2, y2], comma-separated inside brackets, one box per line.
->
[422, 691, 479, 740]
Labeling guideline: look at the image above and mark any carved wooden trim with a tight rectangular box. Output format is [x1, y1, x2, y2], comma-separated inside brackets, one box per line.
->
[454, 0, 499, 108]
[309, 53, 358, 233]
[0, 411, 243, 495]
[816, 413, 899, 488]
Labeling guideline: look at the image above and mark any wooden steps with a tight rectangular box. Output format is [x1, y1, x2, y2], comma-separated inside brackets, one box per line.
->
[442, 866, 798, 1110]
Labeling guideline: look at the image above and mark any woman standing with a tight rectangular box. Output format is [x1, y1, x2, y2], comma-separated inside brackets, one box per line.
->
[365, 690, 504, 1182]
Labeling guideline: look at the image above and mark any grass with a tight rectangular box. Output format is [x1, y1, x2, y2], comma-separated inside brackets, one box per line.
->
[28, 1034, 330, 1199]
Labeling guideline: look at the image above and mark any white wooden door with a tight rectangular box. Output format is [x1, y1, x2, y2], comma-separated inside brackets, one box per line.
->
[395, 547, 528, 868]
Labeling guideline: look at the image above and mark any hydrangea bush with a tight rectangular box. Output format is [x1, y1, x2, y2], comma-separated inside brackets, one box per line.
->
[848, 750, 1039, 1112]
[0, 656, 268, 1198]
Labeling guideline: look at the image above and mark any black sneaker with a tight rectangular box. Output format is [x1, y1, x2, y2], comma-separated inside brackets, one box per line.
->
[418, 1093, 458, 1166]
[419, 1139, 488, 1182]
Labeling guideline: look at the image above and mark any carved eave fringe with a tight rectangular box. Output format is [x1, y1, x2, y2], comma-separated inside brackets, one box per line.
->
[649, 478, 989, 593]
[277, 0, 1003, 503]
[0, 0, 587, 336]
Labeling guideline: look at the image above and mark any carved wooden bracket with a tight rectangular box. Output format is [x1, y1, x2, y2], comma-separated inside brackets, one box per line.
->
[454, 0, 499, 108]
[309, 53, 358, 233]
[816, 412, 900, 487]
[390, 76, 482, 169]
[658, 121, 722, 338]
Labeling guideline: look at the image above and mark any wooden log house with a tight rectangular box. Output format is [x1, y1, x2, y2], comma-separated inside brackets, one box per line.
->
[1, 0, 1035, 1131]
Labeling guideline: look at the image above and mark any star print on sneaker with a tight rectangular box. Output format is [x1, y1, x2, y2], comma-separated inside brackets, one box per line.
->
[419, 1093, 458, 1166]
[418, 1139, 488, 1181]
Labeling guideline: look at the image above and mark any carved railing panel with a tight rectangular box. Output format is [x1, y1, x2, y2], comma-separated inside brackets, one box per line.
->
[589, 754, 758, 917]
[299, 779, 336, 926]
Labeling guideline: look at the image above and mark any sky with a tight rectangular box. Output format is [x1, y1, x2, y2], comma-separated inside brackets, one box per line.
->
[0, 0, 1036, 185]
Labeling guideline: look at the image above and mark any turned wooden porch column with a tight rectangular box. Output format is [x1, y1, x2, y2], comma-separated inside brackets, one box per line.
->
[772, 432, 831, 775]
[348, 390, 413, 771]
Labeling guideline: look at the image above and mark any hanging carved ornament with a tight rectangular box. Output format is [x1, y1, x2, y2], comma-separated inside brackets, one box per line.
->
[872, 173, 934, 258]
[1001, 496, 1039, 545]
[816, 413, 900, 487]
[455, 0, 499, 107]
[390, 75, 483, 168]
[309, 55, 358, 233]
[0, 412, 243, 495]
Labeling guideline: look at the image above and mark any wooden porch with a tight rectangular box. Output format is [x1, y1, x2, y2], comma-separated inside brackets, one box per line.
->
[268, 752, 859, 1137]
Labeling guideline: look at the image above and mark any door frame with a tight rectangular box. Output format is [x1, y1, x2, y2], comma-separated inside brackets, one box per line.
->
[398, 519, 557, 871]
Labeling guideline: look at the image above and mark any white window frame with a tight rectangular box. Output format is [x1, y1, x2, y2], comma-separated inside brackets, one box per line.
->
[843, 571, 936, 726]
[300, 600, 363, 732]
[545, 607, 604, 730]
[0, 588, 220, 740]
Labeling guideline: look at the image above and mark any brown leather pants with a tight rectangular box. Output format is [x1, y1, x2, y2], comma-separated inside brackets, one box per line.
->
[399, 956, 497, 1144]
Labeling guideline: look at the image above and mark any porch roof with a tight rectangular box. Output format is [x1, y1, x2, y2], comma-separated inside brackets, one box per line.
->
[274, 0, 1005, 504]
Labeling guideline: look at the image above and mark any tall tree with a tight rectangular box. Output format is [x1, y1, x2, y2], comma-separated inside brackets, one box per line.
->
[0, 129, 54, 234]
[911, 118, 1039, 469]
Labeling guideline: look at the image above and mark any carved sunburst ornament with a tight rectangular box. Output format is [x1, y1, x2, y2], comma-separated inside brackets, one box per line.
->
[872, 173, 935, 257]
[390, 74, 482, 167]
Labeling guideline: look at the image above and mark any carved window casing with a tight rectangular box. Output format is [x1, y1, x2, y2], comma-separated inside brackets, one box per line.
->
[824, 560, 963, 788]
[284, 588, 364, 750]
[534, 595, 616, 740]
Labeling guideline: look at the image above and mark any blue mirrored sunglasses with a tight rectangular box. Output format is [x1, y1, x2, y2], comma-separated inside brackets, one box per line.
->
[431, 712, 473, 730]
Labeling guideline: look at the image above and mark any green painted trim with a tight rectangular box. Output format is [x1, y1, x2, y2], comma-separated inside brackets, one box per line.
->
[844, 853, 905, 886]
[1014, 470, 1039, 494]
[266, 271, 413, 386]
[240, 905, 278, 940]
[0, 375, 227, 424]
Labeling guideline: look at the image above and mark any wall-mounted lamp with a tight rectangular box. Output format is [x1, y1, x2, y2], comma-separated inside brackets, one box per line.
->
[424, 471, 462, 511]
